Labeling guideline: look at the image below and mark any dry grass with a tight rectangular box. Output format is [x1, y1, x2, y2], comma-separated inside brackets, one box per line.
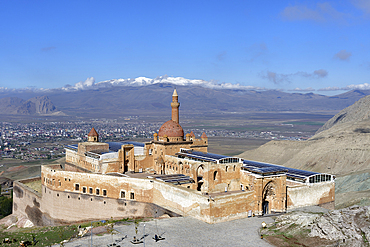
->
[23, 179, 42, 193]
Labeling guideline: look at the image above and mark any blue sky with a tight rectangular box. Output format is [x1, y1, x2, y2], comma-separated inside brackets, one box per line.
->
[0, 0, 369, 94]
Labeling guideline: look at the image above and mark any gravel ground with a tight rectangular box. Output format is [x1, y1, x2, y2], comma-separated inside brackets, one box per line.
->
[54, 216, 274, 247]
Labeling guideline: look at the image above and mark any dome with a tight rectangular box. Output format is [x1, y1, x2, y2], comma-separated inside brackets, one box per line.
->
[158, 120, 184, 137]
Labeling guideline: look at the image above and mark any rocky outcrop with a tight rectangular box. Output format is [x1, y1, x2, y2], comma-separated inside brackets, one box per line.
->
[26, 96, 56, 114]
[263, 206, 370, 247]
[309, 205, 370, 245]
[0, 96, 59, 115]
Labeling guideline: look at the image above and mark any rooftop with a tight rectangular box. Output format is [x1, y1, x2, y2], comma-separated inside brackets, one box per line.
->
[176, 149, 241, 164]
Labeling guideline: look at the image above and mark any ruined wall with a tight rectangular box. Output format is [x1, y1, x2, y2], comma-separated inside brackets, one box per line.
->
[13, 179, 44, 225]
[287, 181, 335, 210]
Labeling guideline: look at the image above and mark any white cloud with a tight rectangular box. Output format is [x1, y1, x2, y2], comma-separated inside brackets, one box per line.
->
[334, 50, 352, 61]
[313, 69, 328, 77]
[352, 0, 370, 14]
[288, 87, 315, 92]
[343, 83, 370, 90]
[260, 69, 328, 84]
[246, 42, 268, 63]
[41, 46, 56, 52]
[69, 77, 96, 90]
[318, 83, 370, 91]
[317, 86, 342, 91]
[217, 51, 227, 61]
[281, 2, 349, 23]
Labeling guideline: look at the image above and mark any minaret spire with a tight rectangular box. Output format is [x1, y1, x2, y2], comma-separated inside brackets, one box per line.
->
[171, 89, 180, 123]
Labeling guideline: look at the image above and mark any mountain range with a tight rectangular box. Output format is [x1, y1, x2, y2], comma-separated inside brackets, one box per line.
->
[1, 76, 370, 117]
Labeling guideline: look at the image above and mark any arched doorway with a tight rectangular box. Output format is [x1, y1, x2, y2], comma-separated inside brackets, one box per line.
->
[196, 165, 204, 191]
[262, 182, 276, 215]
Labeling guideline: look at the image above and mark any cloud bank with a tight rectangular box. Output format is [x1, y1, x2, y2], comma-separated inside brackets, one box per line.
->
[281, 2, 349, 23]
[261, 69, 328, 84]
[318, 83, 370, 91]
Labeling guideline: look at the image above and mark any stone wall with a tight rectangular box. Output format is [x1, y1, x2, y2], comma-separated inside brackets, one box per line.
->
[287, 181, 335, 210]
[13, 179, 44, 225]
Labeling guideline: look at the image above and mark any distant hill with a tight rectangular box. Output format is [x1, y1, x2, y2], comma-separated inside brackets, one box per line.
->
[1, 84, 370, 117]
[0, 96, 61, 115]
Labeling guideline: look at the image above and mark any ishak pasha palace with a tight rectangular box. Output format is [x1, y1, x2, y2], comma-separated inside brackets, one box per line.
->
[13, 90, 335, 225]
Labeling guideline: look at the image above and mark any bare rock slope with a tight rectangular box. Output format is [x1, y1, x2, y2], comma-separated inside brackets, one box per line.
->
[0, 96, 61, 115]
[262, 205, 370, 246]
[317, 93, 370, 134]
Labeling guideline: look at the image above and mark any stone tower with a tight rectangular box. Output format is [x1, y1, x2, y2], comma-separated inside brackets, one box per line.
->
[88, 127, 99, 142]
[171, 89, 180, 124]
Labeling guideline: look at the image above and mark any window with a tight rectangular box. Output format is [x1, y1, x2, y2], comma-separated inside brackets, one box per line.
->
[225, 166, 228, 172]
[75, 184, 80, 191]
[96, 188, 100, 195]
[82, 187, 87, 193]
[130, 192, 135, 200]
[103, 189, 107, 196]
[89, 187, 93, 194]
[121, 191, 125, 198]
[214, 171, 218, 181]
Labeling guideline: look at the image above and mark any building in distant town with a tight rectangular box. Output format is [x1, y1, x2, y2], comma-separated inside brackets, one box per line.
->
[13, 90, 335, 225]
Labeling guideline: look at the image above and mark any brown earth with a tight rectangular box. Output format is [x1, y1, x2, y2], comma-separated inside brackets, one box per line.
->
[6, 165, 26, 172]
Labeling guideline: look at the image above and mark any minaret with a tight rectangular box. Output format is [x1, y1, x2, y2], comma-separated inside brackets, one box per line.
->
[171, 89, 180, 123]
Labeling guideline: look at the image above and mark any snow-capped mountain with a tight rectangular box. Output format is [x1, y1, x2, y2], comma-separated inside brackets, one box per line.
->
[62, 75, 265, 91]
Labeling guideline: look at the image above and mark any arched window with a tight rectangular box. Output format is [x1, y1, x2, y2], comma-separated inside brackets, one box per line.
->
[214, 171, 218, 181]
[225, 166, 228, 172]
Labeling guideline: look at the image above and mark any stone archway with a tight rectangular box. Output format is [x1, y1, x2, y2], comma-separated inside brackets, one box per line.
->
[196, 165, 204, 191]
[262, 182, 276, 215]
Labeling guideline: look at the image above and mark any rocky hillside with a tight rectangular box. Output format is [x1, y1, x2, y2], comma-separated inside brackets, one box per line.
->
[0, 96, 61, 115]
[316, 93, 370, 134]
[262, 205, 370, 246]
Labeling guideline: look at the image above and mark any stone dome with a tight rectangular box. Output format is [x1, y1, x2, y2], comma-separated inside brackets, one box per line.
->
[158, 120, 184, 137]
